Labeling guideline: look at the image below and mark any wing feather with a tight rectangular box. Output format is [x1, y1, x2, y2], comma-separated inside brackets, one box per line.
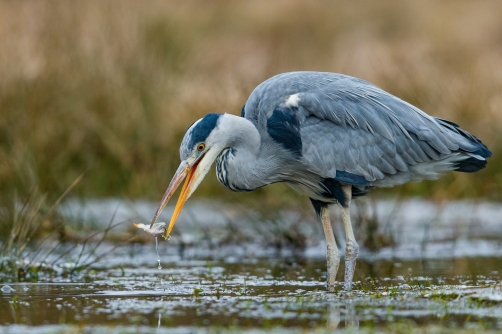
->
[243, 72, 489, 187]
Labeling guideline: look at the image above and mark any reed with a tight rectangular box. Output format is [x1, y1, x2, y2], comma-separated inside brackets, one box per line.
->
[0, 0, 500, 204]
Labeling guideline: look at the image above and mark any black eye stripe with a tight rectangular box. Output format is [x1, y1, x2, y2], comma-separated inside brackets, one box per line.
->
[186, 113, 221, 149]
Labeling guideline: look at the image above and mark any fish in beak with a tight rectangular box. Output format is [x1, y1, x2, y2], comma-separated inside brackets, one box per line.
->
[149, 159, 199, 239]
[133, 222, 166, 237]
[149, 150, 215, 240]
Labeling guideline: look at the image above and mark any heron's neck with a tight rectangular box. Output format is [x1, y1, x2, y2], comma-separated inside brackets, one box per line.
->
[215, 114, 273, 191]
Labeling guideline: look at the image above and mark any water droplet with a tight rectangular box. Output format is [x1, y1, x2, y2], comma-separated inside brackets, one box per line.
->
[1, 285, 14, 293]
[167, 235, 171, 241]
[155, 237, 162, 270]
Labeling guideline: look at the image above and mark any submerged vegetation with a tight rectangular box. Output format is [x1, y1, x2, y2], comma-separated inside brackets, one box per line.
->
[1, 254, 501, 332]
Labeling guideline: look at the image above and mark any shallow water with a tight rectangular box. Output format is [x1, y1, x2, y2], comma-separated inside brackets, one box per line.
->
[2, 198, 502, 332]
[1, 249, 502, 333]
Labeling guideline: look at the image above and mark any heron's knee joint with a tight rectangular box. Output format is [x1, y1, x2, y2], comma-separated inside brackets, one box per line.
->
[326, 243, 339, 252]
[345, 242, 359, 258]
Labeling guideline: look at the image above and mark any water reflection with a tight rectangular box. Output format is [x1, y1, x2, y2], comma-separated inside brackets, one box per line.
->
[1, 254, 501, 331]
[156, 309, 162, 333]
[326, 301, 360, 332]
[344, 300, 359, 329]
[326, 304, 340, 331]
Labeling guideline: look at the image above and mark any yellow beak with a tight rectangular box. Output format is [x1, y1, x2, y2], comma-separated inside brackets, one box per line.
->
[150, 158, 202, 240]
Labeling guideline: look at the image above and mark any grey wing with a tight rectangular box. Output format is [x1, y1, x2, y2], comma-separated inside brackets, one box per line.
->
[244, 72, 489, 188]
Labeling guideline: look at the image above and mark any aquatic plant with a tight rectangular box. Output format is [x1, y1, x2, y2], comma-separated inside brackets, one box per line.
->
[0, 174, 82, 280]
[0, 0, 500, 202]
[0, 175, 139, 282]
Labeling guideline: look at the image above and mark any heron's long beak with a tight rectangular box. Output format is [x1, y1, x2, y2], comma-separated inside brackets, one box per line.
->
[149, 156, 204, 240]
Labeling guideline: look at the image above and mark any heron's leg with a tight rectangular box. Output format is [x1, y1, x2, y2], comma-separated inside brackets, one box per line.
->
[321, 206, 340, 292]
[341, 185, 359, 291]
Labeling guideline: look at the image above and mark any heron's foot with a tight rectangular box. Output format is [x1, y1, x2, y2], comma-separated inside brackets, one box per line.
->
[326, 244, 340, 292]
[326, 266, 339, 292]
[343, 242, 359, 291]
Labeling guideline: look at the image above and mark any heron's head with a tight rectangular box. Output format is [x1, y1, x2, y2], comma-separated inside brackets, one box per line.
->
[150, 113, 229, 239]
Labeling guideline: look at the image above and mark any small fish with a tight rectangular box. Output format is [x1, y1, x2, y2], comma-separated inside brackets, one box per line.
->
[134, 222, 167, 238]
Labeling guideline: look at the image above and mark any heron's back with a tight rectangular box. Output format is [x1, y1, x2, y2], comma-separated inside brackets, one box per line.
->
[241, 71, 491, 191]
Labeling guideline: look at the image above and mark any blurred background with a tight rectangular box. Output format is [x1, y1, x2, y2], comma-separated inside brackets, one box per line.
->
[2, 3, 502, 329]
[1, 0, 501, 213]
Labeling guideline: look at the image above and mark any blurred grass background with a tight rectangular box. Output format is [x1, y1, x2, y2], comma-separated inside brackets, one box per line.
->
[1, 0, 501, 209]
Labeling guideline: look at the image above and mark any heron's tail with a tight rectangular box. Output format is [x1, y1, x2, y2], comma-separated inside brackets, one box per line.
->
[435, 118, 492, 173]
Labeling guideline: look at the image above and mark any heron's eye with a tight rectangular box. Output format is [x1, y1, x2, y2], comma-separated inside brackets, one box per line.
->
[197, 143, 205, 151]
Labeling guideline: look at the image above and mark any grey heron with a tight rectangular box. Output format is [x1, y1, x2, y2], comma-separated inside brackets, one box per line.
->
[149, 71, 491, 291]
